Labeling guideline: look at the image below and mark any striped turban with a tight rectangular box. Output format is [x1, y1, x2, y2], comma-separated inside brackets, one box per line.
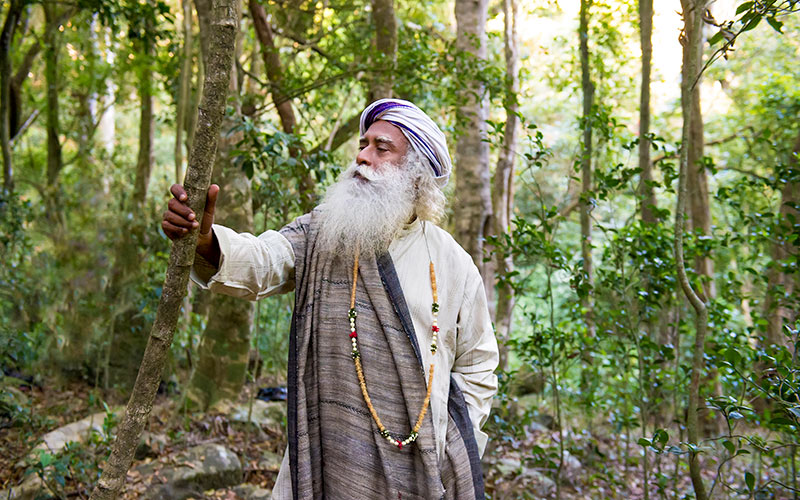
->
[360, 99, 452, 188]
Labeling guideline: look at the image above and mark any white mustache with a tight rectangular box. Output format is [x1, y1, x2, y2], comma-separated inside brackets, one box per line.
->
[352, 165, 388, 182]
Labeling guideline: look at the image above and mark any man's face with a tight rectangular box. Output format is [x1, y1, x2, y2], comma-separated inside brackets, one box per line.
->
[356, 120, 410, 179]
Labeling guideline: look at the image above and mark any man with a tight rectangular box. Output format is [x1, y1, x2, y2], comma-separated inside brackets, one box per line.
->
[162, 99, 498, 499]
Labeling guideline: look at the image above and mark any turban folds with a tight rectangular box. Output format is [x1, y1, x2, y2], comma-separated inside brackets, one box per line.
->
[360, 99, 452, 188]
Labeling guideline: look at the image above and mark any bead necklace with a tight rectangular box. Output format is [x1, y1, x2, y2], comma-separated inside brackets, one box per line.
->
[348, 238, 439, 450]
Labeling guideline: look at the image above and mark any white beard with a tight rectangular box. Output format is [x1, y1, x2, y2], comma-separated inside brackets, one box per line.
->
[316, 159, 419, 257]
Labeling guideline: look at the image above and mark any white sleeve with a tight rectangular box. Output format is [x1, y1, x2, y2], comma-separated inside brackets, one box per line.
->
[190, 224, 296, 301]
[451, 269, 499, 457]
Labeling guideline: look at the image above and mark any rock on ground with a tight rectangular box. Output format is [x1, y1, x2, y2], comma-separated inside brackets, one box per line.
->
[228, 400, 286, 430]
[134, 443, 243, 500]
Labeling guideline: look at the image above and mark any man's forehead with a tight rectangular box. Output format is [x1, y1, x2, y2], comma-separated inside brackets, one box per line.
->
[359, 135, 395, 143]
[362, 120, 407, 142]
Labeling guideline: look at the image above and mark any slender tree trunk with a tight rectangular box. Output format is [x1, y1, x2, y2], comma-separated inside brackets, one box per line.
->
[10, 39, 41, 140]
[175, 0, 194, 183]
[133, 28, 154, 206]
[454, 0, 492, 292]
[639, 0, 656, 223]
[0, 0, 22, 194]
[186, 0, 253, 410]
[491, 0, 519, 372]
[682, 2, 714, 300]
[367, 0, 397, 101]
[43, 2, 64, 190]
[89, 0, 238, 497]
[682, 0, 721, 437]
[579, 0, 595, 338]
[249, 0, 295, 134]
[249, 0, 319, 210]
[677, 2, 709, 499]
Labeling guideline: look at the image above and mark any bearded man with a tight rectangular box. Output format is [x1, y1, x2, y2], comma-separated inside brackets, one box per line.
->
[162, 99, 498, 500]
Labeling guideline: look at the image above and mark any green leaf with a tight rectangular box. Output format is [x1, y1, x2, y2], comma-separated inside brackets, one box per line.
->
[38, 452, 54, 468]
[741, 15, 762, 32]
[766, 17, 784, 33]
[638, 438, 652, 447]
[729, 411, 744, 420]
[736, 1, 754, 15]
[708, 31, 724, 46]
[770, 417, 796, 426]
[722, 440, 735, 454]
[745, 471, 755, 492]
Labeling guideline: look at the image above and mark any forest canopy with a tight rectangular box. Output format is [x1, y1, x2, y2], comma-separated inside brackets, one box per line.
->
[1, 0, 799, 498]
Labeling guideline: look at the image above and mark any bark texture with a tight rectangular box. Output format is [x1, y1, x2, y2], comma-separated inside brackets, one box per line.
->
[367, 0, 397, 100]
[676, 2, 709, 499]
[0, 0, 22, 193]
[175, 0, 194, 183]
[638, 0, 657, 224]
[491, 0, 519, 372]
[579, 0, 595, 338]
[89, 0, 238, 496]
[454, 0, 492, 286]
[133, 26, 154, 206]
[249, 0, 320, 210]
[681, 1, 715, 300]
[43, 2, 63, 189]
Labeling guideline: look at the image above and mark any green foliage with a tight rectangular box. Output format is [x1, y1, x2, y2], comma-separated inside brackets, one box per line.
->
[25, 404, 117, 499]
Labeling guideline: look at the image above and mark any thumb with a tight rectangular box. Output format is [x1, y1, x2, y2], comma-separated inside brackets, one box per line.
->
[200, 184, 219, 235]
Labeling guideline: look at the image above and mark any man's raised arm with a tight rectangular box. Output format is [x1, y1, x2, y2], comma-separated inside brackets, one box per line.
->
[161, 183, 296, 301]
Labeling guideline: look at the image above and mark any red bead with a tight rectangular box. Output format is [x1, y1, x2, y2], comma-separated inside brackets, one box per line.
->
[431, 326, 439, 332]
[397, 441, 403, 449]
[350, 332, 357, 338]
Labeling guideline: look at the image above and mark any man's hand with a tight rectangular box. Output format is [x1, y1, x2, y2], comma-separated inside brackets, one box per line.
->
[162, 184, 221, 266]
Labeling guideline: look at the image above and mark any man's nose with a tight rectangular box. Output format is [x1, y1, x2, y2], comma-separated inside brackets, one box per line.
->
[356, 146, 372, 166]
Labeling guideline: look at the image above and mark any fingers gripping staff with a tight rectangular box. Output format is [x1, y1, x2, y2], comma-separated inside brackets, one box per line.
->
[89, 1, 239, 498]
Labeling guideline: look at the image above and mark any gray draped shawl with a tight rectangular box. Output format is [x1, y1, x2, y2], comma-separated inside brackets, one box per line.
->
[278, 210, 484, 499]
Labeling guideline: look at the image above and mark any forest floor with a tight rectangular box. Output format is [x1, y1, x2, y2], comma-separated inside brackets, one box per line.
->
[1, 378, 795, 499]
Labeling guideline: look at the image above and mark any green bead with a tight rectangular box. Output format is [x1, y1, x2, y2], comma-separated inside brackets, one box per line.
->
[431, 303, 439, 313]
[348, 308, 358, 319]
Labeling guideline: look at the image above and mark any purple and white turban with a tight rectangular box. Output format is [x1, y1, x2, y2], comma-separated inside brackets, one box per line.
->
[360, 99, 452, 188]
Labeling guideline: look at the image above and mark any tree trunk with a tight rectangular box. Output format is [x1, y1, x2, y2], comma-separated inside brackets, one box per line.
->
[763, 129, 800, 349]
[186, 0, 254, 410]
[175, 0, 194, 183]
[249, 0, 318, 211]
[0, 0, 22, 194]
[491, 0, 519, 372]
[676, 2, 709, 499]
[367, 0, 397, 101]
[43, 2, 64, 190]
[454, 0, 492, 291]
[133, 27, 154, 206]
[579, 0, 595, 338]
[682, 2, 714, 300]
[249, 0, 295, 134]
[89, 0, 238, 497]
[638, 0, 656, 224]
[10, 40, 41, 141]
